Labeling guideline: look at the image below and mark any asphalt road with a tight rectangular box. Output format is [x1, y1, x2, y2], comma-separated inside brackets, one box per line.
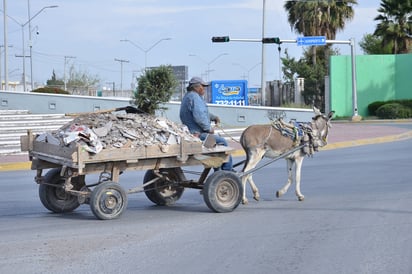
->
[0, 139, 411, 274]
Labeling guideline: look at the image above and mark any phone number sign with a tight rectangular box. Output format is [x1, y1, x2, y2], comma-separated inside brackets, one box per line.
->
[211, 80, 248, 106]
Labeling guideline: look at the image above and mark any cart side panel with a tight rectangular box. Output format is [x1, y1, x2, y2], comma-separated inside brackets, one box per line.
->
[145, 141, 202, 158]
[33, 141, 78, 161]
[29, 141, 203, 166]
[20, 135, 29, 152]
[82, 146, 146, 163]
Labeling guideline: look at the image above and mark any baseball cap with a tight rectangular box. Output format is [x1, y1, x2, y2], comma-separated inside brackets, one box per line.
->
[189, 76, 209, 86]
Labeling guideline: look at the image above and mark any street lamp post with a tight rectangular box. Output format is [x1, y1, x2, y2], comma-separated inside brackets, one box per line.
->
[233, 62, 261, 84]
[114, 58, 129, 94]
[27, 0, 33, 91]
[26, 5, 58, 91]
[0, 45, 13, 88]
[188, 53, 228, 81]
[2, 5, 58, 91]
[261, 0, 267, 106]
[120, 38, 172, 70]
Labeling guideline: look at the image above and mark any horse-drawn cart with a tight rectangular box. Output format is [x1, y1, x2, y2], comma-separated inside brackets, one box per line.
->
[21, 130, 242, 220]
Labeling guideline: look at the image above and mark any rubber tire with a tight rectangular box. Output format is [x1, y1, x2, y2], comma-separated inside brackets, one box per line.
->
[39, 168, 82, 213]
[143, 168, 184, 206]
[90, 182, 128, 220]
[203, 170, 242, 213]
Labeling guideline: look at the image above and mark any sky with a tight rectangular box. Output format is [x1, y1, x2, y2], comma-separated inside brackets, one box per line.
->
[1, 0, 382, 90]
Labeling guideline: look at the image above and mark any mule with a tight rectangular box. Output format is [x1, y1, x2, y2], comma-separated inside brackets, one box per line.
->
[239, 107, 334, 204]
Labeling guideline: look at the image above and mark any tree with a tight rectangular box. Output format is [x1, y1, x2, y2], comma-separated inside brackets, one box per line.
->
[46, 70, 64, 87]
[284, 0, 357, 64]
[359, 33, 393, 54]
[373, 0, 412, 54]
[283, 0, 356, 110]
[281, 47, 339, 110]
[46, 66, 100, 94]
[284, 0, 357, 39]
[131, 65, 177, 115]
[66, 65, 100, 94]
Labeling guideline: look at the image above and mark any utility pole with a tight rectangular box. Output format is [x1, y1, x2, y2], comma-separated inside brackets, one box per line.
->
[114, 58, 129, 93]
[14, 51, 30, 91]
[3, 0, 9, 90]
[106, 81, 115, 96]
[64, 55, 75, 91]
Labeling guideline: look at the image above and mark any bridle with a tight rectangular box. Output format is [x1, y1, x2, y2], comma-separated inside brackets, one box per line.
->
[297, 114, 330, 156]
[308, 114, 331, 152]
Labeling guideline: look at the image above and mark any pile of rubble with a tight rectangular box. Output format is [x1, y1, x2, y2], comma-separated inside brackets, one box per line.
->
[36, 112, 201, 154]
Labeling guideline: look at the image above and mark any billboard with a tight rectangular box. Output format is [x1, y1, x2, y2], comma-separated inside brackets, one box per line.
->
[210, 80, 248, 106]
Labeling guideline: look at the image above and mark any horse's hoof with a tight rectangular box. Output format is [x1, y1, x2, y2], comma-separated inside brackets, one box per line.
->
[253, 195, 260, 202]
[276, 191, 281, 198]
[298, 196, 305, 201]
[242, 199, 249, 205]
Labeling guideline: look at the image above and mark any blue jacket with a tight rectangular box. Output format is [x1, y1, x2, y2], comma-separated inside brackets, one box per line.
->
[180, 91, 217, 134]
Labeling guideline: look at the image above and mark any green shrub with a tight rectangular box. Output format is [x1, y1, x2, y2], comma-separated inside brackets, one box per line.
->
[369, 99, 412, 116]
[376, 103, 412, 119]
[32, 87, 70, 95]
[399, 107, 412, 118]
[368, 101, 386, 116]
[400, 99, 412, 109]
[132, 65, 177, 115]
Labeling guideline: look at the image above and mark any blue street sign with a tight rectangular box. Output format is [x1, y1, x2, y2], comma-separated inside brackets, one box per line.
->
[297, 36, 326, 46]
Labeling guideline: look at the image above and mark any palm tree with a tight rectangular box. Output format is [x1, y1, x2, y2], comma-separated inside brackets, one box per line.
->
[284, 0, 357, 64]
[374, 0, 412, 54]
[283, 1, 357, 110]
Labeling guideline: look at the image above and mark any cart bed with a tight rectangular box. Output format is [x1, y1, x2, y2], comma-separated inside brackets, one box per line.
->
[21, 130, 233, 173]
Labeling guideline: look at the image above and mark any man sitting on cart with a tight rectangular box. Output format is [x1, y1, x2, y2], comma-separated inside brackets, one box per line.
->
[179, 76, 233, 171]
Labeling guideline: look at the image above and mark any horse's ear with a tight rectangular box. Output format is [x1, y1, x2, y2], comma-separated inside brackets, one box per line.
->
[327, 111, 335, 120]
[313, 106, 322, 116]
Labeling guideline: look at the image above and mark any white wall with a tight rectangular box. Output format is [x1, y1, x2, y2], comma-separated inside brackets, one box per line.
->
[0, 90, 314, 126]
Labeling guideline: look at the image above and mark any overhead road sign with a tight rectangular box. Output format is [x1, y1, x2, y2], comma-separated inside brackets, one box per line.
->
[297, 36, 326, 46]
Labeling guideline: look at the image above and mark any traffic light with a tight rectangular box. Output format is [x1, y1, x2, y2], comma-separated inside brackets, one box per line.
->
[212, 36, 230, 43]
[262, 37, 281, 44]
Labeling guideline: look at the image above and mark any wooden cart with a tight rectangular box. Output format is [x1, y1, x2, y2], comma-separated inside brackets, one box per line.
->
[21, 130, 242, 220]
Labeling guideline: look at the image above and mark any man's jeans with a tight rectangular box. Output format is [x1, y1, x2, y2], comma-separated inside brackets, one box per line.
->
[199, 133, 233, 171]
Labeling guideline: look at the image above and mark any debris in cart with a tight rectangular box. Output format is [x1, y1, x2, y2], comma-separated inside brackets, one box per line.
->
[34, 112, 201, 153]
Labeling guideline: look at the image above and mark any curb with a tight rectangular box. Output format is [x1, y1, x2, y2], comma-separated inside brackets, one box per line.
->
[0, 161, 31, 172]
[321, 130, 412, 151]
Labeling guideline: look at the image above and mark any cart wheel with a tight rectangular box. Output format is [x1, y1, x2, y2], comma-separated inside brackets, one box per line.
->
[143, 168, 184, 206]
[203, 170, 242, 213]
[39, 168, 83, 213]
[90, 182, 128, 220]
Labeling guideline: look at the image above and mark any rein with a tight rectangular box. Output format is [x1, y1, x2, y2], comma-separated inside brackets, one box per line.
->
[215, 123, 241, 143]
